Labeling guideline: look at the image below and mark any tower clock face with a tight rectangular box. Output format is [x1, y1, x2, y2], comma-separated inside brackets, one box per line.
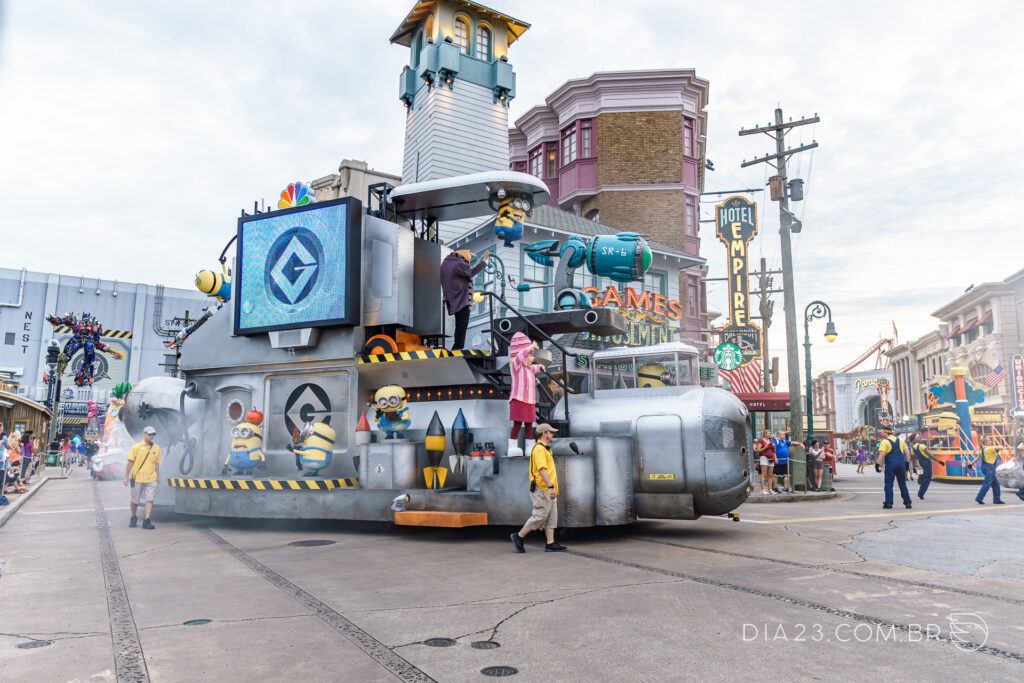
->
[715, 342, 744, 370]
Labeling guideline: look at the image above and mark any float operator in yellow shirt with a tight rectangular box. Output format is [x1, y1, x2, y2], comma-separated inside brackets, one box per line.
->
[123, 426, 163, 529]
[509, 424, 566, 553]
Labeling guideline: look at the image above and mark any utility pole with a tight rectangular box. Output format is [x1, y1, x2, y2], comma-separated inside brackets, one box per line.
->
[739, 109, 819, 443]
[757, 257, 774, 392]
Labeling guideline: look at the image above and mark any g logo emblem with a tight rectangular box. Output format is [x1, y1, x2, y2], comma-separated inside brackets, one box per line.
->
[265, 228, 323, 305]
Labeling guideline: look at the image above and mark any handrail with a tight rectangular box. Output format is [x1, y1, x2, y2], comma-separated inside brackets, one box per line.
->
[480, 290, 573, 423]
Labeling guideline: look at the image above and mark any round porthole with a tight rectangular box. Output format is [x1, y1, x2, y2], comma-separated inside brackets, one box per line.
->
[226, 400, 245, 423]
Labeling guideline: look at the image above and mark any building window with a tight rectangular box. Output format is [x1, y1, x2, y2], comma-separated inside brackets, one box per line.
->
[520, 249, 550, 311]
[965, 326, 979, 343]
[561, 125, 577, 165]
[580, 119, 593, 157]
[683, 118, 695, 157]
[471, 245, 497, 318]
[475, 25, 491, 60]
[685, 196, 697, 236]
[546, 145, 557, 178]
[454, 17, 470, 54]
[584, 209, 599, 222]
[529, 146, 542, 178]
[688, 280, 699, 316]
[643, 270, 667, 296]
[412, 29, 423, 68]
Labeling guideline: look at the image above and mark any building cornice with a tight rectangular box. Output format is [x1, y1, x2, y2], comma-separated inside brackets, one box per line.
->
[931, 282, 1012, 319]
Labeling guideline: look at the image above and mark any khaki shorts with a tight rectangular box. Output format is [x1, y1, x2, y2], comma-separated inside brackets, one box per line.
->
[525, 487, 558, 530]
[131, 480, 158, 504]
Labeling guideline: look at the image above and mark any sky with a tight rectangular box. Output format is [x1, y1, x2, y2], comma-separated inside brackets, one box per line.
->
[1, 0, 1023, 388]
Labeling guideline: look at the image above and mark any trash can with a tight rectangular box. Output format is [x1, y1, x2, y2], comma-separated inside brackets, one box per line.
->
[790, 444, 807, 492]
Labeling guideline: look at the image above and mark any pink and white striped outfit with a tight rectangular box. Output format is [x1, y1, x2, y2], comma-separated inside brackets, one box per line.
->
[508, 332, 542, 406]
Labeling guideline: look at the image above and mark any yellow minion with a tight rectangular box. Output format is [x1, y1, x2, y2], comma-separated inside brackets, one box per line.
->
[493, 197, 527, 247]
[373, 385, 411, 439]
[289, 422, 336, 476]
[196, 268, 232, 302]
[637, 364, 673, 388]
[222, 409, 265, 475]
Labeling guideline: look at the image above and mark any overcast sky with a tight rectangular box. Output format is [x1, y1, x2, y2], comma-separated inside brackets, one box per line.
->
[1, 0, 1022, 387]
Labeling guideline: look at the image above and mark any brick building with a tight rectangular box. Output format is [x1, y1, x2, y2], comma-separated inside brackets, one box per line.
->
[509, 70, 709, 342]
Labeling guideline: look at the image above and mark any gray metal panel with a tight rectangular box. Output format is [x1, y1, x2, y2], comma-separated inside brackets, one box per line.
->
[634, 493, 696, 520]
[363, 442, 417, 489]
[412, 238, 442, 335]
[594, 437, 634, 525]
[361, 216, 414, 328]
[636, 415, 685, 493]
[559, 455, 595, 527]
[263, 370, 351, 459]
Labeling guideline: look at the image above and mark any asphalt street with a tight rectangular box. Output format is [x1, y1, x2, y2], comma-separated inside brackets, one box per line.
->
[1, 462, 1022, 682]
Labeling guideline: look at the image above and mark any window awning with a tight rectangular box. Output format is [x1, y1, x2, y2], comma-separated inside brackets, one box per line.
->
[946, 325, 962, 339]
[977, 311, 993, 325]
[963, 318, 978, 331]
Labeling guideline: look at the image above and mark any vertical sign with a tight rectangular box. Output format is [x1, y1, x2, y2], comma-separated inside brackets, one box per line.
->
[715, 196, 762, 368]
[1011, 354, 1024, 413]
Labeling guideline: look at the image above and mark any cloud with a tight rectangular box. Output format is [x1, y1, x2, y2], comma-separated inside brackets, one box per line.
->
[1, 0, 1021, 389]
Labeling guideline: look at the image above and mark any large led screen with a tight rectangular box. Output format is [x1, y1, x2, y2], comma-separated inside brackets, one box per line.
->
[234, 197, 361, 335]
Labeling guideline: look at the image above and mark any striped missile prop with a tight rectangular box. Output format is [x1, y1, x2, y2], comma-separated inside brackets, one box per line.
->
[354, 410, 371, 472]
[423, 411, 448, 489]
[449, 409, 469, 474]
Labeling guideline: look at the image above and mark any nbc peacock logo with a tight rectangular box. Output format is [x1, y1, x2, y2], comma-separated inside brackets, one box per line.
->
[278, 182, 314, 209]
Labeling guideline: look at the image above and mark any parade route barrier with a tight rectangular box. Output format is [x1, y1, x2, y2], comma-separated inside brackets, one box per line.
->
[166, 478, 358, 491]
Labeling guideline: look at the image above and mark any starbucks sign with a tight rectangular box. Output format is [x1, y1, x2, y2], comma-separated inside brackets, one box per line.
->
[714, 342, 744, 370]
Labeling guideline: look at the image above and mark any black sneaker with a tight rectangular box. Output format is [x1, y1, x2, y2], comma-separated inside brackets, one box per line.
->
[976, 500, 985, 505]
[142, 518, 155, 530]
[994, 501, 1005, 505]
[545, 542, 567, 552]
[882, 503, 893, 509]
[1017, 490, 1024, 502]
[510, 533, 524, 553]
[918, 495, 924, 500]
[904, 503, 912, 509]
[129, 516, 138, 528]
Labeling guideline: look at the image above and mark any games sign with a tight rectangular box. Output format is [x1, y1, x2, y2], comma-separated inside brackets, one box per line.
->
[580, 285, 682, 347]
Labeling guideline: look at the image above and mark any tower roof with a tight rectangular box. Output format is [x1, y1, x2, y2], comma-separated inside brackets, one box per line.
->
[389, 1, 530, 47]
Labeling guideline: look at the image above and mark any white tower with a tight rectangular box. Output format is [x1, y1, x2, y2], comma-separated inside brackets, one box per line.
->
[391, 1, 529, 242]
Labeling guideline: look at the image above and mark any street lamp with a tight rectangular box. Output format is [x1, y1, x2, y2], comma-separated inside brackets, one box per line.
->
[804, 300, 837, 443]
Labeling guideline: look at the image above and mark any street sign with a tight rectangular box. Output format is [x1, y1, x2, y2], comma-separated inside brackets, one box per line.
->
[714, 342, 744, 370]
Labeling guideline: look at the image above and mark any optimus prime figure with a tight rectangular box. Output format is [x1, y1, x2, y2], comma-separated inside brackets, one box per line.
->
[46, 312, 126, 386]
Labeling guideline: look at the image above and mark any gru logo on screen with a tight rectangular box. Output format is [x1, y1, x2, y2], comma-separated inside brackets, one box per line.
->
[265, 227, 324, 305]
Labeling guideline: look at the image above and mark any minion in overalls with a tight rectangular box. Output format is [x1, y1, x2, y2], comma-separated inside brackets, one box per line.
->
[289, 422, 336, 476]
[373, 385, 411, 439]
[494, 197, 527, 247]
[222, 411, 266, 476]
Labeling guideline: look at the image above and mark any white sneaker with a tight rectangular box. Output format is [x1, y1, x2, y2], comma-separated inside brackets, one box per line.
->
[507, 438, 524, 457]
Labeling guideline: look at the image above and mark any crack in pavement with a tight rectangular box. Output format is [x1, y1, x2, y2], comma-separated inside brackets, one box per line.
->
[118, 540, 187, 560]
[137, 614, 310, 631]
[389, 577, 684, 649]
[0, 630, 108, 643]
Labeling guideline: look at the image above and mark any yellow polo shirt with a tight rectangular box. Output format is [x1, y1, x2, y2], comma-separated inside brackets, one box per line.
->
[981, 445, 999, 465]
[529, 442, 559, 495]
[128, 441, 163, 483]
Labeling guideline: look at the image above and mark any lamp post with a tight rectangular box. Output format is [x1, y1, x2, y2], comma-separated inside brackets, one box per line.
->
[804, 300, 837, 443]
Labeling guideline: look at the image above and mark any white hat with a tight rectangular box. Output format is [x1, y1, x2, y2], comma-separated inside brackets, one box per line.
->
[143, 426, 157, 435]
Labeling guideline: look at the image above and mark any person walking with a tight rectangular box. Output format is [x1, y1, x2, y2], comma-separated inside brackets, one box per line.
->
[439, 248, 489, 351]
[856, 442, 867, 474]
[123, 426, 162, 529]
[876, 426, 912, 509]
[974, 435, 1004, 505]
[908, 434, 933, 500]
[773, 431, 791, 493]
[509, 424, 566, 553]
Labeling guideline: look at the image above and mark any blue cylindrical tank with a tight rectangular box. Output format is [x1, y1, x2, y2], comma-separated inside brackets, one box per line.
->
[586, 233, 652, 283]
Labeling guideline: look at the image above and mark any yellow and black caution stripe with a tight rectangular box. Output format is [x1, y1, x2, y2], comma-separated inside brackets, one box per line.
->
[53, 325, 133, 339]
[358, 348, 489, 364]
[167, 477, 358, 491]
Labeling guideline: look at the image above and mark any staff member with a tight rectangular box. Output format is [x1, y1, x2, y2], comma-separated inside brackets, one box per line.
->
[876, 425, 912, 509]
[439, 248, 489, 351]
[510, 424, 566, 553]
[974, 435, 1004, 505]
[908, 433, 933, 500]
[123, 426, 162, 529]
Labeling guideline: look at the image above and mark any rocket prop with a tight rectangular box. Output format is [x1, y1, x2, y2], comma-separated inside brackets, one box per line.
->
[449, 409, 469, 474]
[423, 411, 448, 489]
[353, 410, 372, 472]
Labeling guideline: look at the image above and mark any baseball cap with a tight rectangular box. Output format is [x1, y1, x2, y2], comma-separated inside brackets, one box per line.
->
[535, 423, 557, 436]
[143, 426, 157, 435]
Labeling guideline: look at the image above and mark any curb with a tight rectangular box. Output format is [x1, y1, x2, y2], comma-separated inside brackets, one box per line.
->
[746, 490, 840, 503]
[0, 475, 50, 529]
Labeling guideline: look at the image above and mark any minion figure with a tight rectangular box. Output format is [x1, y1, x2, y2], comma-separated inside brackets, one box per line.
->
[493, 197, 528, 247]
[373, 385, 411, 439]
[221, 409, 266, 476]
[196, 268, 231, 302]
[637, 364, 675, 388]
[288, 422, 337, 476]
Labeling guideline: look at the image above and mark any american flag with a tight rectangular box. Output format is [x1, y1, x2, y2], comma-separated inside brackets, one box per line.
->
[985, 363, 1007, 387]
[720, 360, 763, 394]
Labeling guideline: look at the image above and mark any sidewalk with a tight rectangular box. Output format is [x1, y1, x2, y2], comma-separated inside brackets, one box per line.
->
[0, 474, 50, 528]
[746, 460, 880, 503]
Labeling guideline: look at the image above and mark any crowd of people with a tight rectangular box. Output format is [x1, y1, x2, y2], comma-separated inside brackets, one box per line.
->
[752, 429, 839, 495]
[1, 424, 41, 496]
